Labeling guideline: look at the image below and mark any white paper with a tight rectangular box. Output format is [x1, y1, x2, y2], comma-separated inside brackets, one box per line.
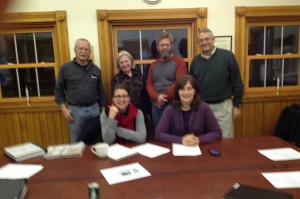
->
[131, 143, 170, 158]
[0, 163, 43, 179]
[108, 144, 138, 161]
[258, 147, 300, 161]
[172, 143, 201, 156]
[100, 162, 151, 185]
[262, 171, 300, 189]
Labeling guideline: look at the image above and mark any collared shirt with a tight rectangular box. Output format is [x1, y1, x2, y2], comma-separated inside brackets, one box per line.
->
[201, 46, 216, 60]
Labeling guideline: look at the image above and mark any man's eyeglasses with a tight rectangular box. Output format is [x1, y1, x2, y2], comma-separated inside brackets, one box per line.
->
[113, 95, 129, 100]
[198, 37, 212, 44]
[77, 47, 90, 52]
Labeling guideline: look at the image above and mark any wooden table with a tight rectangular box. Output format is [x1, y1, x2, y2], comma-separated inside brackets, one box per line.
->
[1, 136, 300, 198]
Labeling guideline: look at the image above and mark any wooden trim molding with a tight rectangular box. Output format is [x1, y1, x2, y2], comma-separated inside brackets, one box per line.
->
[97, 8, 207, 99]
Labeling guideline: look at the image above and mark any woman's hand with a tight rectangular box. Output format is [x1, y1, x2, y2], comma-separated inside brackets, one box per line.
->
[108, 105, 119, 119]
[182, 133, 200, 146]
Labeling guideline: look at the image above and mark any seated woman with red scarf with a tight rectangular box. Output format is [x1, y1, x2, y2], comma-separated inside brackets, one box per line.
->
[100, 84, 147, 144]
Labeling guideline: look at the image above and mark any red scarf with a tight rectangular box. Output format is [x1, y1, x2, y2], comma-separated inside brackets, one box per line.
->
[115, 103, 138, 130]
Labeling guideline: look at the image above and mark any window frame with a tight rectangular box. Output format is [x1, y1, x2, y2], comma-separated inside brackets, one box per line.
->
[0, 11, 70, 107]
[97, 8, 207, 99]
[235, 6, 300, 99]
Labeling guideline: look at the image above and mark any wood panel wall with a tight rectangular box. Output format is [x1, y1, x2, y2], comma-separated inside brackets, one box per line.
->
[0, 105, 69, 154]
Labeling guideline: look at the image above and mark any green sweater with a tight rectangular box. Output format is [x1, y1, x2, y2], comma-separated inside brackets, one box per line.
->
[189, 48, 243, 107]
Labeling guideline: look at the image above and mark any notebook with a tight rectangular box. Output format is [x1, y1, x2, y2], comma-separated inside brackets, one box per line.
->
[223, 183, 293, 199]
[0, 178, 27, 199]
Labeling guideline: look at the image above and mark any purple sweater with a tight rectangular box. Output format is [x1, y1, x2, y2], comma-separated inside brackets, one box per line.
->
[155, 102, 222, 144]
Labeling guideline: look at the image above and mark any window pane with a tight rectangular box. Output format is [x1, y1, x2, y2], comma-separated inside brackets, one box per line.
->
[38, 67, 55, 96]
[0, 34, 17, 64]
[283, 26, 299, 54]
[283, 58, 299, 86]
[0, 68, 18, 97]
[249, 59, 265, 87]
[266, 59, 282, 87]
[141, 30, 161, 60]
[16, 33, 35, 63]
[117, 30, 140, 60]
[36, 32, 55, 63]
[168, 29, 188, 58]
[265, 26, 282, 55]
[248, 26, 264, 55]
[19, 68, 37, 97]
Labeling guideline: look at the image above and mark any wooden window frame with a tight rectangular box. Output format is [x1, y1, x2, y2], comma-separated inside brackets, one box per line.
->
[97, 8, 207, 99]
[235, 6, 300, 101]
[0, 11, 70, 108]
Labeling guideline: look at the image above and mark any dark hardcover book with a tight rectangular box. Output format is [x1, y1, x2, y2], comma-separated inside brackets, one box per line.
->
[223, 183, 293, 199]
[0, 178, 27, 199]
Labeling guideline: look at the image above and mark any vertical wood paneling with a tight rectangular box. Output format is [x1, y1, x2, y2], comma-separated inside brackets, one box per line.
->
[242, 102, 263, 137]
[262, 102, 282, 136]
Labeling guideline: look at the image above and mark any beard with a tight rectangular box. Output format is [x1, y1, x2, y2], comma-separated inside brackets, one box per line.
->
[160, 50, 171, 59]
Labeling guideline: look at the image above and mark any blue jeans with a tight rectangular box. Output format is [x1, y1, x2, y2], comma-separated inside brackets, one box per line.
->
[151, 103, 168, 130]
[67, 103, 100, 143]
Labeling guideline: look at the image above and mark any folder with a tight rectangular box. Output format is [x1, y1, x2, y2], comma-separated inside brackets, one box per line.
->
[223, 183, 293, 199]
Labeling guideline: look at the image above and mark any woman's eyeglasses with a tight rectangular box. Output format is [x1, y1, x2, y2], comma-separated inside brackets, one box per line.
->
[113, 95, 129, 100]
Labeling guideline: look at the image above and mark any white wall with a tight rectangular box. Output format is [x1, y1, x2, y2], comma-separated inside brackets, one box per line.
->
[4, 0, 300, 68]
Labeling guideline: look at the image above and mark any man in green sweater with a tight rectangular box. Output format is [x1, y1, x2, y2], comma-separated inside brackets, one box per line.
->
[190, 28, 243, 138]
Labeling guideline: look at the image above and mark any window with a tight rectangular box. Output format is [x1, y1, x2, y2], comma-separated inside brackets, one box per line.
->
[0, 11, 70, 106]
[235, 6, 300, 96]
[97, 8, 207, 98]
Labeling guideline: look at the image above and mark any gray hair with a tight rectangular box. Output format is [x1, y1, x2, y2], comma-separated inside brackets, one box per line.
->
[198, 28, 215, 38]
[74, 38, 91, 50]
[115, 50, 135, 70]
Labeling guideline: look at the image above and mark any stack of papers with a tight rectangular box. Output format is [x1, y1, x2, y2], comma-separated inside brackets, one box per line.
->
[131, 143, 170, 158]
[262, 171, 300, 189]
[4, 142, 45, 162]
[108, 144, 138, 161]
[43, 141, 85, 160]
[0, 163, 44, 179]
[172, 143, 201, 156]
[258, 147, 300, 161]
[100, 162, 151, 185]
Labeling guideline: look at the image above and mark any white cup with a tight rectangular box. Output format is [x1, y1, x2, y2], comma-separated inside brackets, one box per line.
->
[91, 142, 109, 158]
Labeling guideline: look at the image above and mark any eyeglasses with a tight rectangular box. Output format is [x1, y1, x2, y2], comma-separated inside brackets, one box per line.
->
[113, 95, 129, 100]
[198, 37, 212, 44]
[77, 47, 90, 52]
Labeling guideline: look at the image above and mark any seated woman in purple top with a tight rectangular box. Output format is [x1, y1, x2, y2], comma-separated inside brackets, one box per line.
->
[155, 75, 222, 146]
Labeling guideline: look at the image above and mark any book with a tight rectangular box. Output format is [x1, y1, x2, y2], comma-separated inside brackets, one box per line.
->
[43, 141, 85, 160]
[4, 142, 45, 162]
[108, 144, 138, 161]
[223, 183, 293, 199]
[0, 178, 27, 199]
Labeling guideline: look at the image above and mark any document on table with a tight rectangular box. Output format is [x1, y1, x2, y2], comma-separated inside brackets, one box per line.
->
[100, 162, 151, 185]
[0, 163, 43, 179]
[131, 143, 170, 158]
[172, 143, 201, 156]
[262, 171, 300, 189]
[258, 147, 300, 161]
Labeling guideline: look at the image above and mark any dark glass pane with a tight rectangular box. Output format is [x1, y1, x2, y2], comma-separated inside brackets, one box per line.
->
[283, 58, 299, 86]
[249, 59, 265, 87]
[16, 33, 35, 63]
[18, 68, 37, 97]
[248, 26, 264, 55]
[36, 32, 55, 63]
[265, 26, 281, 55]
[283, 26, 299, 54]
[1, 68, 19, 98]
[117, 30, 140, 60]
[266, 59, 282, 87]
[168, 29, 188, 58]
[38, 67, 55, 96]
[0, 34, 17, 64]
[140, 30, 162, 60]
